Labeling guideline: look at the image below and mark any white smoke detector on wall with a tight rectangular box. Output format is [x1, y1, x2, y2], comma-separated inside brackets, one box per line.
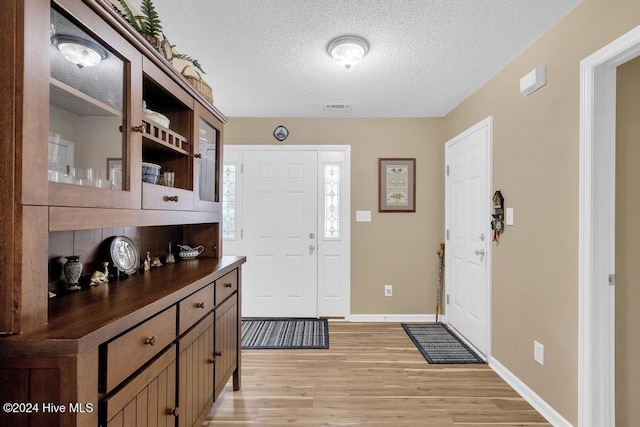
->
[520, 65, 547, 96]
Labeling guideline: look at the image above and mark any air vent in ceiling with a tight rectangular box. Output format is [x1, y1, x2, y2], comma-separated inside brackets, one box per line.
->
[323, 103, 352, 111]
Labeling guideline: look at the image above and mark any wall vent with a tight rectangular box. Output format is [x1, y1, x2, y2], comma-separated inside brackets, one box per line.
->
[323, 103, 352, 111]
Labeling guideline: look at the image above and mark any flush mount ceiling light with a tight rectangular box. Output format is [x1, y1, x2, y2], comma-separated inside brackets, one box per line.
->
[53, 35, 107, 68]
[327, 35, 369, 70]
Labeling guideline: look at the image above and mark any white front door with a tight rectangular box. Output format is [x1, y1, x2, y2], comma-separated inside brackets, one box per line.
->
[445, 117, 492, 357]
[242, 150, 319, 317]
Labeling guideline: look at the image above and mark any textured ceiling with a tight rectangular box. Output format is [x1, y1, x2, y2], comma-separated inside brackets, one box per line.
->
[147, 0, 581, 118]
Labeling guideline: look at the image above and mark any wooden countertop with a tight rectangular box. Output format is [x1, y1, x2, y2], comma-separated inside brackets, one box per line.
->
[0, 256, 245, 356]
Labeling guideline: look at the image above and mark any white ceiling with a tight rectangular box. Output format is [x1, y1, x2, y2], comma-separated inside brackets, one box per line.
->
[148, 0, 581, 118]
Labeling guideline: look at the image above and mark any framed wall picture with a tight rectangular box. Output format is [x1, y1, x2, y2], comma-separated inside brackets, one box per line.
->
[378, 158, 416, 212]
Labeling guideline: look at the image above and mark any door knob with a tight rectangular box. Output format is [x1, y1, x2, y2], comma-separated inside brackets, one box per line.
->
[309, 233, 315, 239]
[479, 233, 485, 241]
[309, 245, 316, 254]
[475, 249, 485, 256]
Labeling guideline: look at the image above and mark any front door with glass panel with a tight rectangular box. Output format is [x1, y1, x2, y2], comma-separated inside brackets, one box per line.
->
[224, 146, 350, 319]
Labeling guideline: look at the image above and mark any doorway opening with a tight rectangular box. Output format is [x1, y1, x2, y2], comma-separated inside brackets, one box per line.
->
[578, 24, 640, 427]
[223, 145, 351, 319]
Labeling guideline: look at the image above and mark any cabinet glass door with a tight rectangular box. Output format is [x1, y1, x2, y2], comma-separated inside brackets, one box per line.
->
[49, 7, 125, 191]
[197, 118, 219, 203]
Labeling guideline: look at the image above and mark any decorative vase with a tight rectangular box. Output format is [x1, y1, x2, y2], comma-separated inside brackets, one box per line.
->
[63, 255, 83, 291]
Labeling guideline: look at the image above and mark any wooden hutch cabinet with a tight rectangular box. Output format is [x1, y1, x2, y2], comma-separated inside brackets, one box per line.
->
[0, 1, 244, 426]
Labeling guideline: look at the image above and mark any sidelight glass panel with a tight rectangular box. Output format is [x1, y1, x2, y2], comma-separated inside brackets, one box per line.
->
[222, 164, 237, 239]
[324, 163, 341, 239]
[48, 7, 125, 190]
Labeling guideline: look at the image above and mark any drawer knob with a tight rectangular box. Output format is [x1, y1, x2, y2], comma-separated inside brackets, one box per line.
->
[163, 195, 179, 202]
[215, 351, 222, 358]
[196, 302, 205, 309]
[132, 124, 145, 133]
[194, 153, 202, 159]
[207, 357, 215, 364]
[144, 335, 157, 346]
[224, 282, 233, 288]
[169, 407, 180, 417]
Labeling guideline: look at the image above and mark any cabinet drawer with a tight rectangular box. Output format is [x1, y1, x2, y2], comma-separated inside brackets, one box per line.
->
[215, 270, 237, 305]
[102, 345, 177, 425]
[179, 284, 214, 335]
[142, 183, 194, 210]
[103, 306, 177, 393]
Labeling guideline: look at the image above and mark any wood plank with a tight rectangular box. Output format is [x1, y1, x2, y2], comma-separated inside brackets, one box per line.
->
[0, 0, 18, 334]
[49, 206, 218, 232]
[206, 322, 551, 426]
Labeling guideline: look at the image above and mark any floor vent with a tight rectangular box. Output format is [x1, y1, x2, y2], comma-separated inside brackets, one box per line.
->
[323, 103, 352, 111]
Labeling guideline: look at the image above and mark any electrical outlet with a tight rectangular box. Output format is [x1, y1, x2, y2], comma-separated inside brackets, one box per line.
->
[534, 340, 544, 365]
[384, 284, 393, 297]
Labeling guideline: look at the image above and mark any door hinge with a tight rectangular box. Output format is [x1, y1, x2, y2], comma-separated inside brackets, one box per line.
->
[446, 165, 450, 176]
[608, 274, 615, 287]
[446, 229, 450, 240]
[446, 294, 450, 305]
[241, 163, 244, 173]
[240, 229, 243, 239]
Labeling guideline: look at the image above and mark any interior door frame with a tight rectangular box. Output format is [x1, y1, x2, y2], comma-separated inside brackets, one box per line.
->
[224, 145, 351, 319]
[578, 24, 640, 427]
[443, 116, 493, 359]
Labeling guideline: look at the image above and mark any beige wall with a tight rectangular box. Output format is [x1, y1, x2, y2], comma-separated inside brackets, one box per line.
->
[615, 57, 640, 427]
[224, 118, 445, 315]
[224, 0, 640, 423]
[444, 0, 640, 423]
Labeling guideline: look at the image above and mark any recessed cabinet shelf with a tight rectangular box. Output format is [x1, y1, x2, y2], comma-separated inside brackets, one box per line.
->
[142, 119, 190, 155]
[50, 77, 123, 118]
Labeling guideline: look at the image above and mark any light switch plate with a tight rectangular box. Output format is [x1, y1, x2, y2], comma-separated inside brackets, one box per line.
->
[506, 208, 514, 226]
[356, 210, 371, 222]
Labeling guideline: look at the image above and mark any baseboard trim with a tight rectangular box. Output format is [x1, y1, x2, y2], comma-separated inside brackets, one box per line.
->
[348, 314, 435, 323]
[488, 357, 573, 427]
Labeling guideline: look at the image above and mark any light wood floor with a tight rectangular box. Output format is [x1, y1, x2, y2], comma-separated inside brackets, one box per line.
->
[206, 322, 550, 426]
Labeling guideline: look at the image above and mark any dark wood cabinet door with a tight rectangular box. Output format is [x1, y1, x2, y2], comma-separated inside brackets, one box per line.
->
[178, 313, 214, 427]
[102, 347, 177, 427]
[214, 294, 238, 399]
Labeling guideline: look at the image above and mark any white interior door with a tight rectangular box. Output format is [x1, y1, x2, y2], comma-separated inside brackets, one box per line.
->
[445, 117, 492, 357]
[242, 150, 318, 317]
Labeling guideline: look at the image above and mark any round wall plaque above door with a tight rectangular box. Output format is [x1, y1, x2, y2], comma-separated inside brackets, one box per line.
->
[273, 125, 289, 142]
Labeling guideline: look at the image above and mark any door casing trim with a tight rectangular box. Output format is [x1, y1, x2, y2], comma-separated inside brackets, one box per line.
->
[578, 24, 640, 427]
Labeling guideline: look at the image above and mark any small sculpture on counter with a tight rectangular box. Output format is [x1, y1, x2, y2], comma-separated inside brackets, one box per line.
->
[151, 257, 162, 267]
[63, 255, 83, 291]
[90, 262, 110, 286]
[165, 242, 175, 264]
[143, 252, 151, 271]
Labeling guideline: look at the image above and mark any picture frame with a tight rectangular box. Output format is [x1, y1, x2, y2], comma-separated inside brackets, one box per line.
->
[378, 158, 416, 212]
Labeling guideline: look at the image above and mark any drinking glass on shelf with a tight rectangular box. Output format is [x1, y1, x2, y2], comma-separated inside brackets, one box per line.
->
[85, 168, 95, 186]
[163, 172, 175, 187]
[110, 165, 122, 190]
[93, 169, 109, 188]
